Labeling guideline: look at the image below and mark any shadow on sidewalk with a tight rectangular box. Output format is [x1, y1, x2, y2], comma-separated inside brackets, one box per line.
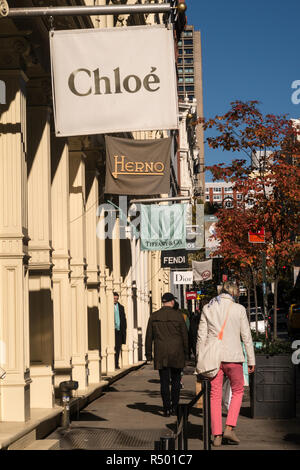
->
[239, 405, 252, 418]
[127, 402, 164, 416]
[165, 422, 204, 441]
[76, 411, 108, 422]
[283, 433, 300, 446]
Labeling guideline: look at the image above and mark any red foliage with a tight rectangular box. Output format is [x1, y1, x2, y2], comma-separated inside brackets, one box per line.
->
[204, 101, 300, 276]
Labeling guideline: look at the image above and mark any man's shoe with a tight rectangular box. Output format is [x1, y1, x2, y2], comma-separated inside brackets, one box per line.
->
[223, 428, 240, 444]
[115, 366, 120, 370]
[213, 435, 222, 447]
[163, 409, 171, 417]
[170, 406, 177, 416]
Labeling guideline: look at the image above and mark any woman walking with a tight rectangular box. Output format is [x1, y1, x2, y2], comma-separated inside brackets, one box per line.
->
[196, 281, 255, 446]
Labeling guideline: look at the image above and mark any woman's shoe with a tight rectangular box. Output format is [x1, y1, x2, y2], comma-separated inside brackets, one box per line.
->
[223, 428, 240, 444]
[213, 435, 222, 447]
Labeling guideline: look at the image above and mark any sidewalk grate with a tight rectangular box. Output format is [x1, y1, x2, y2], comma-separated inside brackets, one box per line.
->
[55, 427, 171, 450]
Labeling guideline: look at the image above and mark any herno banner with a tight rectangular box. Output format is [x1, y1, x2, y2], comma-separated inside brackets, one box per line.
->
[105, 135, 171, 195]
[50, 25, 178, 136]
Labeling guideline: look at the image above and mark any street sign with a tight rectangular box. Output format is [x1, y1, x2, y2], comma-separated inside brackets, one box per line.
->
[197, 294, 205, 300]
[173, 271, 193, 285]
[186, 291, 197, 300]
[248, 227, 265, 243]
[161, 249, 189, 269]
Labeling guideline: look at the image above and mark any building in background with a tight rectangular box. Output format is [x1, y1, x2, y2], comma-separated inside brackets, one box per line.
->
[177, 24, 205, 197]
[205, 181, 244, 209]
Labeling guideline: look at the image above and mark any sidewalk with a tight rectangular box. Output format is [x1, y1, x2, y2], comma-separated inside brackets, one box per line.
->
[47, 362, 300, 451]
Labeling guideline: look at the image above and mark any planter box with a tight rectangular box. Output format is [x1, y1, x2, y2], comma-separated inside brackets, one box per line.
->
[250, 354, 296, 419]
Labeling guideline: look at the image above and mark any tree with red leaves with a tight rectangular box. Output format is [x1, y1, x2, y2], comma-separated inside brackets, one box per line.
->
[203, 101, 300, 339]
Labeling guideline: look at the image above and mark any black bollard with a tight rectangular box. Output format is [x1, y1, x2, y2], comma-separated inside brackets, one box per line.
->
[182, 404, 189, 450]
[177, 404, 183, 450]
[160, 437, 175, 450]
[154, 440, 161, 450]
[202, 379, 211, 451]
[59, 380, 79, 428]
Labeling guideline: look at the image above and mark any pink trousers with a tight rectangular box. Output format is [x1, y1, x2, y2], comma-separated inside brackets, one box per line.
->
[210, 362, 244, 436]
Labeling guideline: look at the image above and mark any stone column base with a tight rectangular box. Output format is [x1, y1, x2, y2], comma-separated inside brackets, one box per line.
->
[72, 354, 88, 392]
[0, 375, 31, 422]
[121, 344, 129, 368]
[88, 350, 101, 384]
[30, 365, 54, 409]
[100, 352, 108, 376]
[132, 328, 139, 364]
[106, 346, 115, 374]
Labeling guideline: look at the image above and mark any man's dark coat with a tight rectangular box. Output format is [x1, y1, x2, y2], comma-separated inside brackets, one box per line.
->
[145, 306, 189, 370]
[117, 302, 127, 344]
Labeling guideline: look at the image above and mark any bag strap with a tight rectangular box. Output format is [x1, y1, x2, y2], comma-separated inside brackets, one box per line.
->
[217, 302, 232, 340]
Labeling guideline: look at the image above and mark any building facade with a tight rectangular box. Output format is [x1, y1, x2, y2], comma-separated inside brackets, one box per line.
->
[0, 1, 199, 433]
[205, 181, 244, 208]
[177, 24, 205, 195]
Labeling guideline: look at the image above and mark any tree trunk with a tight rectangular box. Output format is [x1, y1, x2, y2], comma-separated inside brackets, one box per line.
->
[273, 277, 279, 340]
[247, 287, 251, 322]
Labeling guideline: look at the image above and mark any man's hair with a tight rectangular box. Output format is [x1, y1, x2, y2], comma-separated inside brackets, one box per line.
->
[113, 292, 119, 297]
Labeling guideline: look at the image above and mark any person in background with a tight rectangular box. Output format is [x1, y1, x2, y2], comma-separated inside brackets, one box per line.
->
[174, 300, 190, 389]
[196, 281, 255, 447]
[145, 293, 189, 417]
[189, 307, 201, 361]
[113, 292, 127, 370]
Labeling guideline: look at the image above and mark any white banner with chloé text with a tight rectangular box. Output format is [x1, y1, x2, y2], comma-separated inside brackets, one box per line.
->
[50, 25, 179, 137]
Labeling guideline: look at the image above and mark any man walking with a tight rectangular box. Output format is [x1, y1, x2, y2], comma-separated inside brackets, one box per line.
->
[114, 292, 127, 370]
[145, 293, 189, 417]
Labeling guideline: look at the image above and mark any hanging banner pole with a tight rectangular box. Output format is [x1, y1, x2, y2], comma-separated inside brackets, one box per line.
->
[3, 3, 173, 18]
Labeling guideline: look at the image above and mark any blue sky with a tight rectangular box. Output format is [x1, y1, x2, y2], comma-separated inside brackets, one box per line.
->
[186, 0, 300, 180]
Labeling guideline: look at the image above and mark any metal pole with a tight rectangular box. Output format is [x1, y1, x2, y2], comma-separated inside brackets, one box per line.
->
[202, 379, 211, 451]
[4, 3, 172, 18]
[61, 392, 70, 428]
[262, 251, 268, 336]
[177, 405, 183, 450]
[183, 405, 189, 450]
[161, 437, 175, 450]
[130, 196, 192, 204]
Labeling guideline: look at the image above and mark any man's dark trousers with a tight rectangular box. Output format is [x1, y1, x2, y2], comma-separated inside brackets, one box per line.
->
[115, 329, 122, 368]
[159, 367, 182, 411]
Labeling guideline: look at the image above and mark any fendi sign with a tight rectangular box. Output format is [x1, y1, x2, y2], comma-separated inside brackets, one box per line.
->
[105, 136, 171, 195]
[161, 250, 189, 269]
[50, 26, 178, 137]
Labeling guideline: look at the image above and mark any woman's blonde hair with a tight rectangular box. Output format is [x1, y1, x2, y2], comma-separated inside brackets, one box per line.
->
[221, 281, 239, 298]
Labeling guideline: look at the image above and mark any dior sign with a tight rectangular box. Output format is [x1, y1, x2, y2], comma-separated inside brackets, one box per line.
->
[173, 271, 194, 285]
[50, 25, 178, 137]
